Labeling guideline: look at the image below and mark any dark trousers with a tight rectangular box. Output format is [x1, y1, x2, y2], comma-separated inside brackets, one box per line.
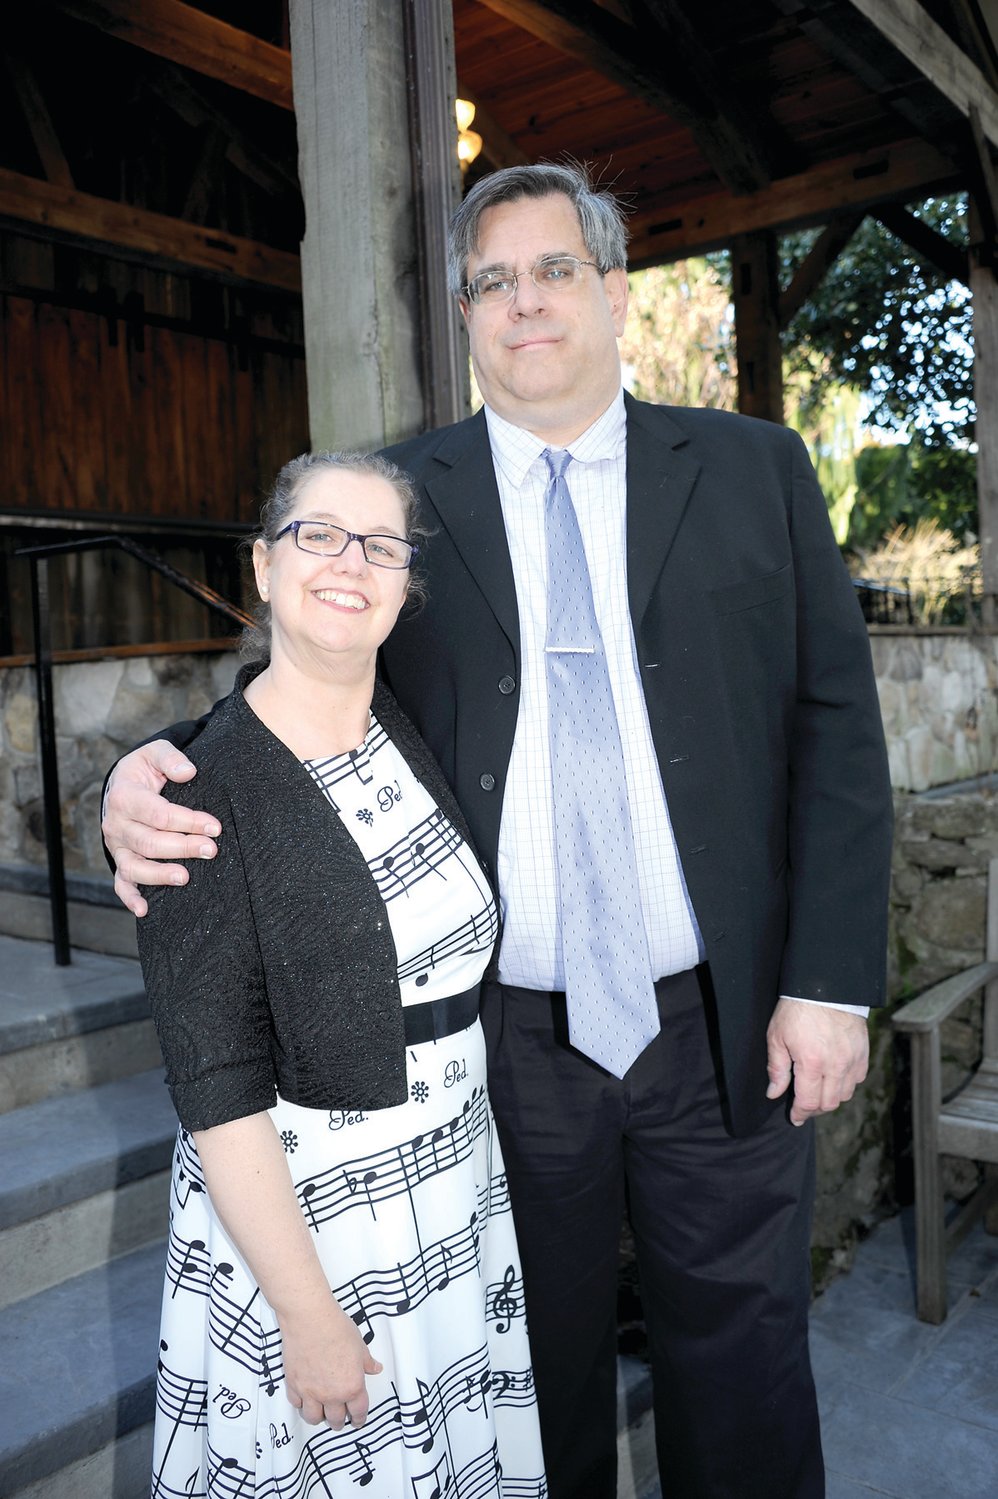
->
[480, 968, 824, 1499]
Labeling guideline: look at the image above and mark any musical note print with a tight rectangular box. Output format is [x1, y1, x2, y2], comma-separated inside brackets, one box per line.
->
[396, 903, 498, 987]
[368, 809, 465, 902]
[148, 719, 542, 1496]
[490, 1368, 536, 1408]
[411, 1452, 452, 1498]
[332, 1217, 481, 1332]
[293, 1089, 488, 1234]
[305, 716, 392, 804]
[488, 1266, 524, 1334]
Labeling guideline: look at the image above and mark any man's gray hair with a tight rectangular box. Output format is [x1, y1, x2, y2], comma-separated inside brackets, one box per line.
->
[447, 161, 629, 298]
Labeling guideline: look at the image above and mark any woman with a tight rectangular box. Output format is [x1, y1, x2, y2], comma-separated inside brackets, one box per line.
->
[136, 452, 545, 1498]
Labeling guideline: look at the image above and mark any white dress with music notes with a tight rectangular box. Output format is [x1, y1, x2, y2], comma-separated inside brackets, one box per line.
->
[151, 714, 546, 1499]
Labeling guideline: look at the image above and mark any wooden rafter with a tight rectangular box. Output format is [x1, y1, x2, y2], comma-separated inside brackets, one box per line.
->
[183, 123, 229, 222]
[777, 214, 865, 326]
[2, 47, 74, 189]
[51, 0, 293, 111]
[632, 0, 799, 177]
[0, 167, 300, 292]
[845, 0, 998, 148]
[771, 0, 967, 155]
[147, 64, 299, 196]
[626, 137, 959, 264]
[949, 0, 998, 92]
[473, 0, 774, 193]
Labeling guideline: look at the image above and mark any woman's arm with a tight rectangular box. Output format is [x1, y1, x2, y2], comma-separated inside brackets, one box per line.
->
[194, 1111, 382, 1428]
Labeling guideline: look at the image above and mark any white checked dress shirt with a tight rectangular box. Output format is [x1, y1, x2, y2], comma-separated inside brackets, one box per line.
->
[488, 391, 703, 992]
[485, 389, 866, 1017]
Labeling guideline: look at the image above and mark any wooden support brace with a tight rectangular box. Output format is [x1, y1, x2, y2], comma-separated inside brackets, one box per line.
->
[2, 47, 74, 189]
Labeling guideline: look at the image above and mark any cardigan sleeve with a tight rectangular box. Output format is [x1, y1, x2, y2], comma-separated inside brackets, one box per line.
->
[135, 765, 278, 1132]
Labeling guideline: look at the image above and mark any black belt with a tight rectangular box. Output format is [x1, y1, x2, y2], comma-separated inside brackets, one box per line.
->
[403, 984, 480, 1046]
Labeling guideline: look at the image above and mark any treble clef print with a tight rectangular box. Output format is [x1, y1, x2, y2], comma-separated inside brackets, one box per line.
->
[491, 1264, 518, 1334]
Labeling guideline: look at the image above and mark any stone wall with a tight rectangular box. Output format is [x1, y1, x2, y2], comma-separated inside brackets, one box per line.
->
[811, 789, 994, 1284]
[0, 650, 239, 876]
[870, 629, 998, 791]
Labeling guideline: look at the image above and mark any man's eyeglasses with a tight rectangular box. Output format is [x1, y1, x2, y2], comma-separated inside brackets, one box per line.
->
[462, 254, 602, 306]
[274, 520, 418, 570]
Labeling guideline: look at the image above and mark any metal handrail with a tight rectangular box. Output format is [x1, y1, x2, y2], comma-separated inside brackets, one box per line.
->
[15, 534, 253, 965]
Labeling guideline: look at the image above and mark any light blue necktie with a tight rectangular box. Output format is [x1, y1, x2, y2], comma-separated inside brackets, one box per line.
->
[542, 448, 660, 1076]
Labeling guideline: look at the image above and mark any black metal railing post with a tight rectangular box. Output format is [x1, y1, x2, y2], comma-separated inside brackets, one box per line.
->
[16, 534, 254, 966]
[28, 554, 71, 965]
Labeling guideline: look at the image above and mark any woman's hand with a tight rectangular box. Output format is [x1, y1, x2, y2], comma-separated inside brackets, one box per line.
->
[281, 1296, 383, 1428]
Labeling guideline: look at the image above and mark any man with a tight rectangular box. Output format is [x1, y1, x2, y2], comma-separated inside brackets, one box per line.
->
[103, 163, 892, 1499]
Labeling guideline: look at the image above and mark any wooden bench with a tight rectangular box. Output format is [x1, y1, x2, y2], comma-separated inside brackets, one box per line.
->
[892, 857, 998, 1322]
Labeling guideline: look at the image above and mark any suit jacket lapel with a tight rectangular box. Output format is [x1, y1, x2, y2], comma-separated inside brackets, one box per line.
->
[624, 394, 702, 632]
[422, 411, 521, 654]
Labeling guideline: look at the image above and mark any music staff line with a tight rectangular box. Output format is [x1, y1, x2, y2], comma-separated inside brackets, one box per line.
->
[396, 901, 498, 985]
[153, 1358, 540, 1498]
[305, 722, 391, 805]
[154, 1344, 505, 1499]
[295, 1086, 490, 1232]
[165, 1214, 489, 1391]
[371, 806, 465, 902]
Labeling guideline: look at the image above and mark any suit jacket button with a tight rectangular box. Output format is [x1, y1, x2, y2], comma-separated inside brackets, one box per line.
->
[498, 675, 516, 695]
[480, 773, 496, 791]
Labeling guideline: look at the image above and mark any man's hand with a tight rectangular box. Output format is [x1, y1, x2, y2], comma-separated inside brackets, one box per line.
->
[102, 741, 219, 917]
[765, 999, 869, 1126]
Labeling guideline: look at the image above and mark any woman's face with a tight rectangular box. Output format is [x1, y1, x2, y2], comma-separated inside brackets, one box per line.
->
[252, 468, 412, 673]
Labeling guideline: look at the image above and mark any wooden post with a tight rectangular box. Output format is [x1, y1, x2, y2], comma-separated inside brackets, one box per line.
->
[970, 199, 998, 624]
[290, 0, 462, 451]
[731, 230, 784, 425]
[402, 0, 469, 431]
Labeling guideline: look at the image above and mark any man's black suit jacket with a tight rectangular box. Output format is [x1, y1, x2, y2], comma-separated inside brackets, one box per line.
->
[381, 394, 893, 1135]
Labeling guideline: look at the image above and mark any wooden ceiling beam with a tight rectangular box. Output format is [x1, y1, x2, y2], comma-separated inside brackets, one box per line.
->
[50, 0, 293, 110]
[846, 0, 998, 148]
[0, 167, 300, 292]
[473, 0, 773, 193]
[633, 0, 798, 176]
[627, 137, 960, 263]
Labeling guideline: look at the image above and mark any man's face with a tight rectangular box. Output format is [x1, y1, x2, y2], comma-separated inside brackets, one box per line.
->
[459, 193, 628, 443]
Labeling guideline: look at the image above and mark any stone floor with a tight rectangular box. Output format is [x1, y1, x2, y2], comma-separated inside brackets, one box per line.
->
[629, 1209, 998, 1499]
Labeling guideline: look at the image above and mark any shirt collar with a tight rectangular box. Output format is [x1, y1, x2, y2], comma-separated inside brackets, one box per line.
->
[484, 387, 626, 490]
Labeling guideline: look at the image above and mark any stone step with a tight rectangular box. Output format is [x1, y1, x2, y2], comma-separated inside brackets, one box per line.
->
[0, 863, 139, 961]
[0, 1242, 163, 1498]
[0, 1249, 655, 1499]
[0, 934, 159, 1112]
[616, 1355, 656, 1499]
[0, 1068, 176, 1307]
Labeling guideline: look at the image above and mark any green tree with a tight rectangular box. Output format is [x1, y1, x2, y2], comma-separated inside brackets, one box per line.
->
[780, 197, 973, 449]
[621, 260, 736, 409]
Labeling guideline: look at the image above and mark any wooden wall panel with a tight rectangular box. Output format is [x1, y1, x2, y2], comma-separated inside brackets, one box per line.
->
[6, 297, 42, 508]
[99, 308, 133, 515]
[67, 305, 106, 510]
[1, 221, 307, 527]
[231, 335, 259, 525]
